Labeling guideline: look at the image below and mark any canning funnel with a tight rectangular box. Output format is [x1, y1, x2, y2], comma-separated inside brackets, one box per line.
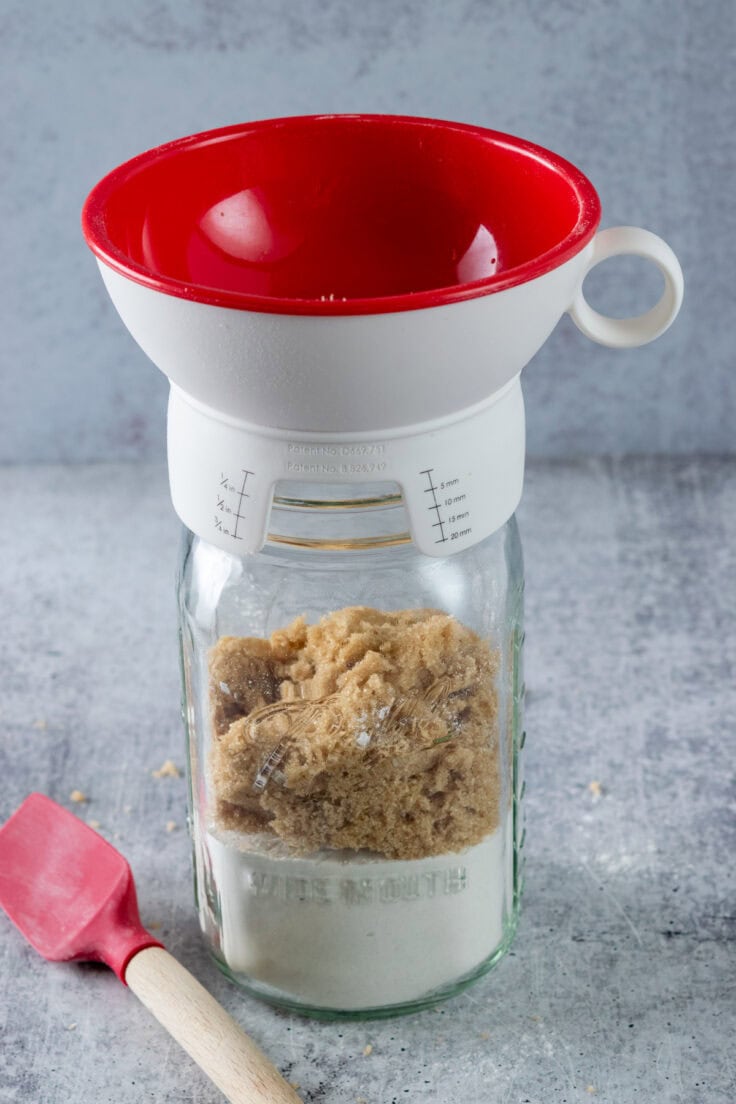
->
[83, 114, 683, 555]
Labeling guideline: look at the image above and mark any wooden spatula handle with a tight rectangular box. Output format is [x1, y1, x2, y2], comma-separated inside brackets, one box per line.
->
[125, 946, 301, 1104]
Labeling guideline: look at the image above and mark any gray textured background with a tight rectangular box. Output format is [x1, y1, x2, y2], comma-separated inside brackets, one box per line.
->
[3, 7, 735, 1099]
[2, 458, 734, 1102]
[1, 0, 734, 462]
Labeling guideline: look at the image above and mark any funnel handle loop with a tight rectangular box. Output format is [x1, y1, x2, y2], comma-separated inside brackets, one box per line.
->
[125, 947, 301, 1103]
[569, 226, 684, 348]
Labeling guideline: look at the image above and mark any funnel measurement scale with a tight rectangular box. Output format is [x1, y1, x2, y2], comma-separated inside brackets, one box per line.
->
[421, 468, 473, 546]
[215, 469, 254, 542]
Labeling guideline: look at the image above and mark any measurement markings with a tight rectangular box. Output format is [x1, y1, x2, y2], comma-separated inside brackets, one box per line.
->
[215, 469, 254, 540]
[420, 468, 448, 544]
[230, 469, 253, 541]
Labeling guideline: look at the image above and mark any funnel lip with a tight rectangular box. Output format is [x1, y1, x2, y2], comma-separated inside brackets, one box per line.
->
[82, 113, 601, 316]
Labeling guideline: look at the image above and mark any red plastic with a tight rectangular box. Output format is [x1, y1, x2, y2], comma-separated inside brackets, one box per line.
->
[82, 114, 601, 316]
[0, 793, 162, 983]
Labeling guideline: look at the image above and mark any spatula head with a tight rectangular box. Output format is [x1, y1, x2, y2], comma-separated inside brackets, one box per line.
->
[0, 793, 162, 981]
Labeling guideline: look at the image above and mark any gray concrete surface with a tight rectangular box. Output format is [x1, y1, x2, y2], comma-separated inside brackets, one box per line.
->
[1, 457, 734, 1103]
[1, 0, 734, 463]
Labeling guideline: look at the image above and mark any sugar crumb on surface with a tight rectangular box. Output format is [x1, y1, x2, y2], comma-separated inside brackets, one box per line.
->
[152, 759, 181, 779]
[362, 1044, 373, 1056]
[165, 820, 177, 833]
[69, 789, 87, 804]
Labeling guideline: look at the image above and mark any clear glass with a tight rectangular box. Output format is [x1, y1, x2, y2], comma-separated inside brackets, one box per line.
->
[177, 485, 525, 1019]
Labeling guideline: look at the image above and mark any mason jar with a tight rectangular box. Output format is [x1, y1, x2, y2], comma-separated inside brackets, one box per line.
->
[177, 481, 525, 1019]
[83, 110, 680, 1024]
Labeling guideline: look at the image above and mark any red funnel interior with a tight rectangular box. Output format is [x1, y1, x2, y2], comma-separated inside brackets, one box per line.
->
[83, 114, 600, 315]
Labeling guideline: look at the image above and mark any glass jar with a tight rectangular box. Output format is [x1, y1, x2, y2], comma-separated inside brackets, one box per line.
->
[177, 482, 525, 1019]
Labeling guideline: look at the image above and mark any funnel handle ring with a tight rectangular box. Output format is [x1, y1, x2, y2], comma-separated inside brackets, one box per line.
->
[569, 226, 683, 348]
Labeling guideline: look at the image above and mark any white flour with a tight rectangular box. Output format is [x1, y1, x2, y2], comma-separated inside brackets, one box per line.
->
[206, 819, 512, 1010]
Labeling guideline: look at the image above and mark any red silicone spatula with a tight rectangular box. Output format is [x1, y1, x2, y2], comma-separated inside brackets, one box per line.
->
[0, 793, 300, 1104]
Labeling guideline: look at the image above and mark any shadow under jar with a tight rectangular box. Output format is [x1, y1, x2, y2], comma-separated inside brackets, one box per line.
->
[177, 482, 525, 1019]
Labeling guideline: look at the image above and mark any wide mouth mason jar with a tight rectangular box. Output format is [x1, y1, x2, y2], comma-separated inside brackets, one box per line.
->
[82, 112, 681, 1024]
[177, 482, 525, 1019]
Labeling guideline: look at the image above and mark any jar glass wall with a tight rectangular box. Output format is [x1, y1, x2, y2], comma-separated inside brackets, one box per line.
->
[177, 486, 525, 1019]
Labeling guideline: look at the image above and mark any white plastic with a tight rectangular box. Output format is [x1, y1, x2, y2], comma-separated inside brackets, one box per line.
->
[167, 379, 525, 557]
[98, 249, 589, 433]
[569, 227, 684, 347]
[96, 224, 683, 556]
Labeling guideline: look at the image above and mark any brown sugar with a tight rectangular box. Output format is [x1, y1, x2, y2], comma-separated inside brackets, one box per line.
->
[152, 759, 181, 779]
[209, 606, 500, 860]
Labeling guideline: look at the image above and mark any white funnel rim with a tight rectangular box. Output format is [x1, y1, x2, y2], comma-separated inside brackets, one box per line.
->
[82, 113, 601, 317]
